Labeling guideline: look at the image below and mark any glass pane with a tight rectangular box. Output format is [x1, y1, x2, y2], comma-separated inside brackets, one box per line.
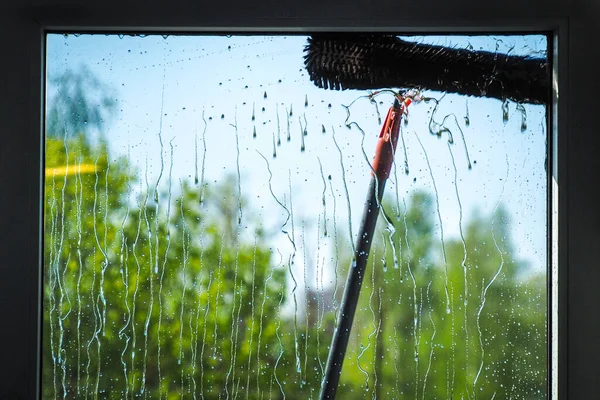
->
[43, 33, 548, 399]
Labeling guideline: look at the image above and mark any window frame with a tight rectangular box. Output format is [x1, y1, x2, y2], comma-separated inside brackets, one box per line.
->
[2, 1, 597, 398]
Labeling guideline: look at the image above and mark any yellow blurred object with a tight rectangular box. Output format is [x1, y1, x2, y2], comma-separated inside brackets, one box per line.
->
[45, 163, 98, 177]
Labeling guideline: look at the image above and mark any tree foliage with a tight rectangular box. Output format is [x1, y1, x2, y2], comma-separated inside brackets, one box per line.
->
[43, 70, 546, 400]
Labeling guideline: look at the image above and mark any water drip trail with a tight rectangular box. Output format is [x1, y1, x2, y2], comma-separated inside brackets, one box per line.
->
[130, 176, 148, 395]
[200, 269, 211, 400]
[288, 171, 302, 376]
[233, 111, 243, 223]
[302, 223, 310, 384]
[189, 220, 206, 399]
[372, 286, 383, 400]
[328, 177, 340, 321]
[100, 158, 111, 335]
[414, 131, 451, 314]
[448, 142, 470, 398]
[299, 117, 306, 152]
[226, 227, 243, 399]
[473, 157, 509, 398]
[91, 155, 106, 397]
[156, 139, 174, 398]
[178, 184, 190, 395]
[142, 83, 167, 398]
[316, 220, 325, 378]
[212, 230, 227, 370]
[331, 127, 355, 255]
[200, 110, 208, 203]
[256, 251, 279, 399]
[422, 282, 437, 400]
[286, 107, 291, 142]
[416, 288, 424, 400]
[402, 197, 419, 400]
[59, 252, 73, 399]
[74, 158, 85, 397]
[53, 138, 69, 398]
[516, 103, 527, 132]
[357, 253, 378, 391]
[317, 157, 327, 237]
[427, 98, 472, 169]
[62, 156, 74, 398]
[140, 162, 156, 398]
[391, 151, 404, 282]
[244, 237, 258, 400]
[276, 104, 281, 146]
[195, 129, 199, 184]
[47, 141, 58, 399]
[117, 160, 133, 400]
[393, 327, 400, 398]
[273, 288, 286, 400]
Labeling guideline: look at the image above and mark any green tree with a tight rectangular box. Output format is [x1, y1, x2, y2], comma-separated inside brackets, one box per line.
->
[46, 65, 116, 139]
[334, 193, 547, 400]
[42, 68, 546, 400]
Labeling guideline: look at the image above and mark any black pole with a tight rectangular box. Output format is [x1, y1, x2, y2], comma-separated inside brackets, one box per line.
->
[319, 176, 387, 399]
[319, 99, 402, 399]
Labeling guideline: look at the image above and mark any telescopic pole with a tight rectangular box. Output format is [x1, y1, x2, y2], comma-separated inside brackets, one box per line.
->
[320, 98, 405, 399]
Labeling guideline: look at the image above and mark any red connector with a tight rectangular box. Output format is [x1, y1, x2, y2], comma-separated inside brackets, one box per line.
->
[372, 100, 406, 181]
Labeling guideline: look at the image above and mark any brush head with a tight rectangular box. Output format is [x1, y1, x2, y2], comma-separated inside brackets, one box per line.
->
[304, 34, 549, 104]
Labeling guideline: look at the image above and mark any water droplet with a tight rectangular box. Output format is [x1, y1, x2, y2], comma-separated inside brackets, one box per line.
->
[502, 99, 509, 123]
[322, 124, 326, 134]
[264, 91, 268, 99]
[305, 95, 309, 107]
[253, 126, 257, 138]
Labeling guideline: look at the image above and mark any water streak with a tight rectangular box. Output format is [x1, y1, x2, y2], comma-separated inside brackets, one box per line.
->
[74, 159, 85, 396]
[317, 157, 327, 237]
[331, 127, 356, 255]
[414, 131, 451, 314]
[448, 142, 470, 399]
[256, 251, 279, 399]
[156, 139, 174, 398]
[117, 158, 133, 400]
[178, 186, 190, 395]
[273, 289, 286, 400]
[288, 171, 301, 375]
[244, 237, 258, 399]
[130, 176, 148, 396]
[200, 110, 208, 203]
[422, 282, 437, 400]
[328, 178, 340, 322]
[473, 158, 509, 397]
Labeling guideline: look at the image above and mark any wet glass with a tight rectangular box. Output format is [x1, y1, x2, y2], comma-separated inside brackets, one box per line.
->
[43, 34, 549, 399]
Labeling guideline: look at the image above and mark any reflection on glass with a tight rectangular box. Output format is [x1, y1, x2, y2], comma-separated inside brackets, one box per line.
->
[43, 34, 548, 399]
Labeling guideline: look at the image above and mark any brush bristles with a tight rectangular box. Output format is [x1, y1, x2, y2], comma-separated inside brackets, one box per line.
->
[304, 34, 549, 104]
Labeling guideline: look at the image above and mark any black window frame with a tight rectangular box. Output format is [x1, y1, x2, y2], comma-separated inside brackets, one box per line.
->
[2, 1, 598, 398]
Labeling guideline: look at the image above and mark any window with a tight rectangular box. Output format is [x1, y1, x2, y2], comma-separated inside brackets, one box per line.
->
[43, 33, 549, 399]
[2, 2, 599, 400]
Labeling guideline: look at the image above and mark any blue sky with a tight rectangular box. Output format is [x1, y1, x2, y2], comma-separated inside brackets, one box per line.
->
[46, 34, 548, 287]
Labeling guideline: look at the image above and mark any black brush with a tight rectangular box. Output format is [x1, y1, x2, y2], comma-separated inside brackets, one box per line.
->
[304, 34, 549, 104]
